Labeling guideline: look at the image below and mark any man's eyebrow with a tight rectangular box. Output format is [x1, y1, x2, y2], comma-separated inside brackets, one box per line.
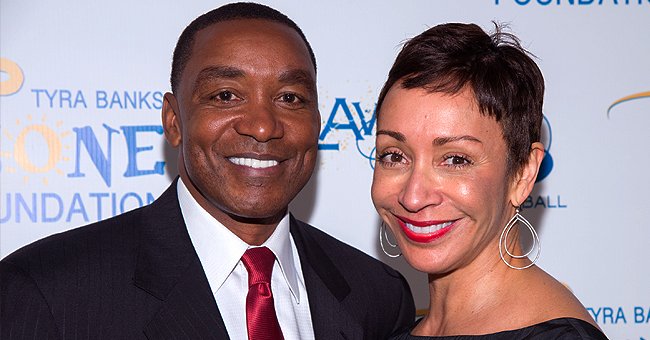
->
[432, 135, 482, 146]
[376, 130, 406, 142]
[193, 66, 245, 91]
[278, 69, 316, 91]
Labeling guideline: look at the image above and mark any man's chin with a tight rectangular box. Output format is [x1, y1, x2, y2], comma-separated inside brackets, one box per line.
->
[225, 208, 287, 226]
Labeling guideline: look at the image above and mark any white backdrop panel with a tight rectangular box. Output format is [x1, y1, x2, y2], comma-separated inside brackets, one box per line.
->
[1, 1, 648, 339]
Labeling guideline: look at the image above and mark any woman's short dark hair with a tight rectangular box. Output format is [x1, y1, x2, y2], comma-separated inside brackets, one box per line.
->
[376, 23, 544, 178]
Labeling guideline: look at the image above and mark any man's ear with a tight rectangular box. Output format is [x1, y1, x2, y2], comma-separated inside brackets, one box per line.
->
[509, 142, 545, 206]
[162, 92, 181, 147]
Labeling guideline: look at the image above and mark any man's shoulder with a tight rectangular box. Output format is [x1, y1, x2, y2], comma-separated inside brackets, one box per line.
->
[1, 204, 146, 274]
[0, 201, 171, 339]
[1, 182, 179, 270]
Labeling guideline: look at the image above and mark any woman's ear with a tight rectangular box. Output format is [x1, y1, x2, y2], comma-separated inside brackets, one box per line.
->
[510, 142, 545, 206]
[162, 92, 182, 147]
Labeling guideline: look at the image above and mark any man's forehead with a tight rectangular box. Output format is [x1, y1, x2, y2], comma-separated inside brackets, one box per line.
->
[193, 21, 308, 60]
[185, 21, 313, 73]
[195, 18, 304, 49]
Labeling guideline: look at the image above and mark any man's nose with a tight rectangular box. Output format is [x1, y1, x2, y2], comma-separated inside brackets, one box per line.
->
[233, 100, 284, 142]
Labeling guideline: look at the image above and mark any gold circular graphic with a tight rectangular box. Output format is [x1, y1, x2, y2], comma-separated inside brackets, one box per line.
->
[14, 124, 62, 173]
[1, 58, 25, 96]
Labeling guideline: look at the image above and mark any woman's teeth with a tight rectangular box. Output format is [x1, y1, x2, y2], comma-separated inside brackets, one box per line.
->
[405, 221, 452, 234]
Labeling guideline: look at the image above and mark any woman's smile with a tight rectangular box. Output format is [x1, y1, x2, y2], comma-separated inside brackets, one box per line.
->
[395, 215, 456, 243]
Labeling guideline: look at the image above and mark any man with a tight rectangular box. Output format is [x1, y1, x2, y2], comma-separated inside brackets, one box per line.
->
[0, 3, 415, 339]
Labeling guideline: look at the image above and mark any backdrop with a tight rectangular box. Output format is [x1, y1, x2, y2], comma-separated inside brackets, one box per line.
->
[2, 1, 648, 338]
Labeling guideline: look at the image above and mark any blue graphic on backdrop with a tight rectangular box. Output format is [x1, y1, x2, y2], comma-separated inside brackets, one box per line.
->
[1, 60, 164, 224]
[522, 115, 566, 209]
[607, 91, 650, 118]
[537, 115, 553, 183]
[495, 0, 650, 6]
[587, 305, 650, 325]
[318, 98, 377, 169]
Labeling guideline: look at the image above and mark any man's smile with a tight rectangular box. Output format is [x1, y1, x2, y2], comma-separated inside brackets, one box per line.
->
[227, 157, 280, 169]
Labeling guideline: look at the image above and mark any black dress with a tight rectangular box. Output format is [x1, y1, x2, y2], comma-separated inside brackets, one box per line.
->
[389, 317, 609, 340]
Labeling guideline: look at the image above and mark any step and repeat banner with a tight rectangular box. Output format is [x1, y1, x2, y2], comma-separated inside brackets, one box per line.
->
[1, 1, 648, 338]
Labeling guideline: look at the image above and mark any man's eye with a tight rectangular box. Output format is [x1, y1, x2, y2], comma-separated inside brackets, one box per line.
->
[280, 93, 301, 103]
[210, 90, 241, 103]
[216, 91, 235, 101]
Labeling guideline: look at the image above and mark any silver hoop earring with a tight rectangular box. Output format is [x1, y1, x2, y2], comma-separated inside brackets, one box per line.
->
[499, 207, 541, 270]
[379, 222, 401, 258]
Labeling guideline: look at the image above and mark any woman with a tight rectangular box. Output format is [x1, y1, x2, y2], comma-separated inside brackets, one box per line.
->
[371, 23, 607, 339]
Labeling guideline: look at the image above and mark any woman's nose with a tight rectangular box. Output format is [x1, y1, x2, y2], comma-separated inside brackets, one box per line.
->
[398, 165, 443, 213]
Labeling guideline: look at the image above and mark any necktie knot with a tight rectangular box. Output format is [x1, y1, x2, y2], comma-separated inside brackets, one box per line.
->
[241, 247, 276, 286]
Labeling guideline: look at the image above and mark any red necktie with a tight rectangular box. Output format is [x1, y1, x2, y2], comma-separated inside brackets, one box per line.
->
[241, 247, 284, 340]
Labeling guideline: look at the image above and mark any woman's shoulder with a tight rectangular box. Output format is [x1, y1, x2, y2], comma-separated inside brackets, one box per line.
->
[528, 318, 609, 339]
[499, 267, 606, 338]
[388, 317, 608, 340]
[519, 267, 598, 328]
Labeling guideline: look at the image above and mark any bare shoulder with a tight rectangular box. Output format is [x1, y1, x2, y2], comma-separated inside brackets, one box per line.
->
[518, 267, 599, 329]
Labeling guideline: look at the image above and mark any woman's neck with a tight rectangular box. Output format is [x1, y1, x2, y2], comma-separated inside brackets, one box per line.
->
[414, 245, 533, 336]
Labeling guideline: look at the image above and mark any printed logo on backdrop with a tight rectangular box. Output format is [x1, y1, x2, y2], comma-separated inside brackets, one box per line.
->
[494, 0, 650, 6]
[0, 58, 24, 96]
[318, 95, 377, 169]
[522, 115, 566, 209]
[586, 305, 650, 339]
[1, 58, 165, 225]
[607, 91, 650, 118]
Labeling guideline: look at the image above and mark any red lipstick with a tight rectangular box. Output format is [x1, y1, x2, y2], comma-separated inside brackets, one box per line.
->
[396, 215, 455, 243]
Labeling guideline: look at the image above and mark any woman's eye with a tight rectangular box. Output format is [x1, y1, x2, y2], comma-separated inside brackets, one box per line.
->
[388, 153, 404, 163]
[443, 155, 471, 167]
[377, 151, 408, 168]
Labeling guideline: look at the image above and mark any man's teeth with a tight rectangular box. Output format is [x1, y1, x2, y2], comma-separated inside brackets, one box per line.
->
[228, 157, 278, 169]
[405, 221, 452, 234]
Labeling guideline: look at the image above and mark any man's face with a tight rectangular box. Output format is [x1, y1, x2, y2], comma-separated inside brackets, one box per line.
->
[163, 19, 320, 228]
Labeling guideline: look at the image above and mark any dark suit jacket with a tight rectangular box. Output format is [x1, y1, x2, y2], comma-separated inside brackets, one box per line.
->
[1, 180, 415, 339]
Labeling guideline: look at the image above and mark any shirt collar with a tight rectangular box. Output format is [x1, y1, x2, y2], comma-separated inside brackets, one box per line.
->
[177, 178, 301, 303]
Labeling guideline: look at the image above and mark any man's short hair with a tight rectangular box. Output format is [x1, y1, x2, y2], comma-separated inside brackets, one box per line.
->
[170, 2, 317, 94]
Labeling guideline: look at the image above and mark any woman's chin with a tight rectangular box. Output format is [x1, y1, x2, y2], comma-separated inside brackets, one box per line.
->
[401, 247, 451, 275]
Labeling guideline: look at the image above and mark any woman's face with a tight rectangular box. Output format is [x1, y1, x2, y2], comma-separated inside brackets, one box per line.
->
[372, 85, 517, 274]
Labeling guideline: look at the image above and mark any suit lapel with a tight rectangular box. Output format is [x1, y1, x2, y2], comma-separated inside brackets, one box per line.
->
[133, 179, 229, 339]
[142, 260, 229, 339]
[290, 215, 363, 339]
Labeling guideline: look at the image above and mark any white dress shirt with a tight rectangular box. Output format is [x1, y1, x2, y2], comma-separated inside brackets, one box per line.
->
[177, 178, 315, 340]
